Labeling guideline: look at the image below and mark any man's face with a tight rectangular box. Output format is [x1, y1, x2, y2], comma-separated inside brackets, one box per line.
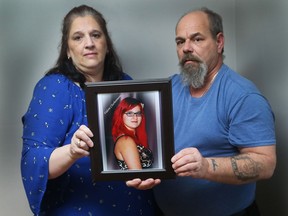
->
[175, 11, 222, 88]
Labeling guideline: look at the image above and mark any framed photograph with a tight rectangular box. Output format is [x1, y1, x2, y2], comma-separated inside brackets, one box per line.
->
[85, 78, 175, 181]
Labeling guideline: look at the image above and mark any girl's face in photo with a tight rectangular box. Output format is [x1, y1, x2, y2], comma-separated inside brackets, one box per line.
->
[123, 105, 142, 131]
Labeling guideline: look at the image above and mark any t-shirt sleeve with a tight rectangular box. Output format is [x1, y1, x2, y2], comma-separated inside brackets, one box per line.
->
[228, 93, 276, 147]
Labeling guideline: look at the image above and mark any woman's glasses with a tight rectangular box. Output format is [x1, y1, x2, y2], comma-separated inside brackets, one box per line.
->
[125, 111, 142, 117]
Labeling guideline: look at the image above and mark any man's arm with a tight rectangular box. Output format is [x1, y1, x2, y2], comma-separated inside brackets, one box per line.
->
[172, 145, 276, 184]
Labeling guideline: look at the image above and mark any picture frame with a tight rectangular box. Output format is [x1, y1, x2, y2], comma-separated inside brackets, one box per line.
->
[85, 78, 175, 181]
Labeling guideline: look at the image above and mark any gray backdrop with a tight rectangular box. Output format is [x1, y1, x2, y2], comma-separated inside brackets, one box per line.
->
[0, 0, 286, 215]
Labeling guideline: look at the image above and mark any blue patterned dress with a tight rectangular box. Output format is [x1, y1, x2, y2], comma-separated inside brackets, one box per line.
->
[21, 74, 158, 215]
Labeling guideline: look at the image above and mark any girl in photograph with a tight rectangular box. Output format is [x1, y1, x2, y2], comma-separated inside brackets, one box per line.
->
[112, 97, 153, 170]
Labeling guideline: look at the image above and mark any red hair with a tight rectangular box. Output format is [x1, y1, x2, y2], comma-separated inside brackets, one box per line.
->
[111, 97, 148, 148]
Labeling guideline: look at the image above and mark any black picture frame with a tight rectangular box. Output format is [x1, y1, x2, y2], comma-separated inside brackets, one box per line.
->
[85, 78, 175, 181]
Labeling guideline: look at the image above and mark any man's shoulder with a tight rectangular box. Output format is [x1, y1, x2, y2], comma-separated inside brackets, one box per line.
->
[170, 73, 182, 84]
[221, 65, 260, 94]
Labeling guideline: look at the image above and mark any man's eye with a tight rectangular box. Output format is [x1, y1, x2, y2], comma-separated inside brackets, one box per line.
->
[176, 40, 184, 46]
[194, 37, 202, 42]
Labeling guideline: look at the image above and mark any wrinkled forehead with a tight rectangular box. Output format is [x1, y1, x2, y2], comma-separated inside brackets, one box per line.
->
[176, 11, 210, 34]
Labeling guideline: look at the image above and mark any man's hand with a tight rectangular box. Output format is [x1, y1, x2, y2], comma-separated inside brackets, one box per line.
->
[171, 147, 209, 178]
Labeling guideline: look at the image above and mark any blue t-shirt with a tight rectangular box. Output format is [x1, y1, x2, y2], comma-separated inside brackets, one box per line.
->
[153, 64, 275, 216]
[21, 74, 158, 215]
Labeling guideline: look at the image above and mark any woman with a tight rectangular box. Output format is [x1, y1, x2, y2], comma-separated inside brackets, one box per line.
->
[112, 97, 153, 170]
[21, 5, 158, 215]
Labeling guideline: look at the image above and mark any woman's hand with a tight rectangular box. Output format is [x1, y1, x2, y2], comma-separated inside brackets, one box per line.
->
[126, 178, 161, 190]
[70, 125, 94, 159]
[49, 125, 94, 179]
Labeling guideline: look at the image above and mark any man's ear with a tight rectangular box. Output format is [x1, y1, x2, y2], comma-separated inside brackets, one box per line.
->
[216, 32, 224, 54]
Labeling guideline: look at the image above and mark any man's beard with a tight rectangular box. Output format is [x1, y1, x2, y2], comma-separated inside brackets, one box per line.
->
[179, 53, 208, 89]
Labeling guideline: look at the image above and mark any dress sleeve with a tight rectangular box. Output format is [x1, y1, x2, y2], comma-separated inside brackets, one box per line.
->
[122, 72, 133, 80]
[21, 75, 73, 214]
[228, 93, 276, 147]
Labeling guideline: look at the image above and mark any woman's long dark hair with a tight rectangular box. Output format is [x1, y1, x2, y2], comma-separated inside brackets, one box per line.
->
[46, 5, 124, 88]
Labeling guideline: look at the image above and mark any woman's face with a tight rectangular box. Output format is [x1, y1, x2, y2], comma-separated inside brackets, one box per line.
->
[67, 15, 108, 81]
[123, 105, 142, 131]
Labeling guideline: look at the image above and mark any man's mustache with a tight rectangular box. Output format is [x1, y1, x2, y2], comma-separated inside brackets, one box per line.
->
[179, 54, 202, 66]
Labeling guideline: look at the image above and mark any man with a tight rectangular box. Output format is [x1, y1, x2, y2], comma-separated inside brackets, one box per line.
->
[127, 7, 276, 216]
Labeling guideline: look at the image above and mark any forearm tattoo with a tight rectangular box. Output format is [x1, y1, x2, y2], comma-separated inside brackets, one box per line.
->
[211, 159, 218, 171]
[231, 155, 260, 181]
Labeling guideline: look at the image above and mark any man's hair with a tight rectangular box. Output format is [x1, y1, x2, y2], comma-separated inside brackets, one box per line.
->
[199, 7, 223, 40]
